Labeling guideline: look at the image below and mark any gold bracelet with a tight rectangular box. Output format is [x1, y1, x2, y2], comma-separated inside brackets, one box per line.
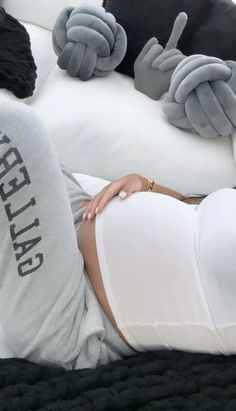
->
[146, 178, 155, 192]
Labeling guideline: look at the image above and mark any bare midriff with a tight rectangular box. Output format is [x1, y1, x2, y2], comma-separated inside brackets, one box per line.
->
[77, 218, 132, 348]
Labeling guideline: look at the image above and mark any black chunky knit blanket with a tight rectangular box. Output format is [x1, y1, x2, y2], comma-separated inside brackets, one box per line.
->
[1, 349, 236, 410]
[0, 7, 37, 98]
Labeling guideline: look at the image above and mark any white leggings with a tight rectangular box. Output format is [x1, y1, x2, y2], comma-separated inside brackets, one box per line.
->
[95, 188, 236, 356]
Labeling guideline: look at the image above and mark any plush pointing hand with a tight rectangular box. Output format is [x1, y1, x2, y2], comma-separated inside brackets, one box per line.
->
[134, 12, 188, 100]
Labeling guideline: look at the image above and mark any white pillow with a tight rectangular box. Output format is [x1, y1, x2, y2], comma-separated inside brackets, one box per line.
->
[73, 173, 110, 196]
[22, 23, 57, 101]
[2, 0, 103, 31]
[31, 66, 236, 195]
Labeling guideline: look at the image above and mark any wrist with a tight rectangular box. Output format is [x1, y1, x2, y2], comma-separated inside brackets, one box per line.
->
[140, 175, 149, 191]
[154, 183, 183, 200]
[140, 176, 156, 192]
[139, 175, 183, 200]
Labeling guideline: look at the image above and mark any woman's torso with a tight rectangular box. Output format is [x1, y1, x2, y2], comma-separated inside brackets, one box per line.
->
[78, 189, 236, 355]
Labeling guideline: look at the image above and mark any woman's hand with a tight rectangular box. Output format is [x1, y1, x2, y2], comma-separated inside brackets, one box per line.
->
[83, 173, 148, 221]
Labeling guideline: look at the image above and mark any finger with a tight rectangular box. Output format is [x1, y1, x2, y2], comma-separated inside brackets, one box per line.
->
[82, 182, 112, 217]
[151, 49, 181, 69]
[135, 37, 158, 64]
[143, 44, 163, 66]
[84, 179, 127, 219]
[159, 54, 184, 72]
[96, 182, 134, 212]
[165, 12, 188, 51]
[82, 191, 104, 220]
[91, 187, 118, 218]
[117, 183, 138, 199]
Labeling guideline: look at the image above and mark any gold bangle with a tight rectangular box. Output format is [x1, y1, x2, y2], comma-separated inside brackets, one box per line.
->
[146, 178, 155, 192]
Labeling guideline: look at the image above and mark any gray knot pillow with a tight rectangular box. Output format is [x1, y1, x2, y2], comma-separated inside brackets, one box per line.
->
[162, 55, 236, 138]
[52, 4, 127, 80]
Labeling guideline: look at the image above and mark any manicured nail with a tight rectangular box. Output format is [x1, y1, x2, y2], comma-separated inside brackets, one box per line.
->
[119, 191, 127, 199]
[88, 213, 92, 220]
[83, 212, 86, 219]
[95, 207, 99, 214]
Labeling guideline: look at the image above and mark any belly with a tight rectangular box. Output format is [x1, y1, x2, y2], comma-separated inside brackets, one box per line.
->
[93, 192, 221, 353]
[197, 188, 236, 327]
[77, 218, 131, 347]
[77, 192, 226, 355]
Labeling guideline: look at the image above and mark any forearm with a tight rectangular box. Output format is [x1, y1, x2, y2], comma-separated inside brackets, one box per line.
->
[152, 182, 183, 201]
[149, 180, 206, 205]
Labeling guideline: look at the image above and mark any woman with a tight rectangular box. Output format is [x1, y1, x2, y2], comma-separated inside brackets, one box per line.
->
[77, 174, 205, 347]
[0, 99, 233, 371]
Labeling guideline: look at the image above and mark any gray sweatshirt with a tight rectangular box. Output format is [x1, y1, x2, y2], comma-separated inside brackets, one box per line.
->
[0, 98, 135, 371]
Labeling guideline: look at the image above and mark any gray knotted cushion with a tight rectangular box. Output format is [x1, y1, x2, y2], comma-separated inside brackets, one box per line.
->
[162, 55, 236, 138]
[52, 5, 127, 80]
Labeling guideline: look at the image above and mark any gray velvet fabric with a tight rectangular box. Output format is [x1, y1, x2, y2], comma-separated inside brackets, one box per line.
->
[162, 55, 236, 138]
[134, 13, 187, 100]
[52, 5, 127, 80]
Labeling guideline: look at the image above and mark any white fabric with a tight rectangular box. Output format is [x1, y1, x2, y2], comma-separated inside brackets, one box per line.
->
[1, 0, 103, 31]
[25, 22, 236, 194]
[0, 13, 235, 194]
[24, 24, 57, 100]
[197, 188, 236, 353]
[28, 63, 236, 194]
[95, 189, 236, 355]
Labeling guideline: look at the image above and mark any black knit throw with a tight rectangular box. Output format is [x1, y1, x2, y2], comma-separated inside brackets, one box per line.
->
[0, 7, 37, 99]
[1, 349, 236, 410]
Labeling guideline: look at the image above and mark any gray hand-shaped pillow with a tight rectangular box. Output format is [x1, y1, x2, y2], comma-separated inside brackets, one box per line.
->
[134, 12, 188, 100]
[52, 5, 127, 80]
[162, 55, 236, 138]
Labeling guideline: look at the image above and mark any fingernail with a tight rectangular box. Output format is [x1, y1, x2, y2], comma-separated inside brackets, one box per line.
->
[119, 191, 127, 199]
[95, 207, 99, 214]
[88, 213, 92, 220]
[83, 213, 86, 219]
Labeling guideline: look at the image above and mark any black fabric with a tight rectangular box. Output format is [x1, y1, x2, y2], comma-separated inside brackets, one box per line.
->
[0, 7, 37, 98]
[1, 349, 236, 410]
[103, 0, 236, 78]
